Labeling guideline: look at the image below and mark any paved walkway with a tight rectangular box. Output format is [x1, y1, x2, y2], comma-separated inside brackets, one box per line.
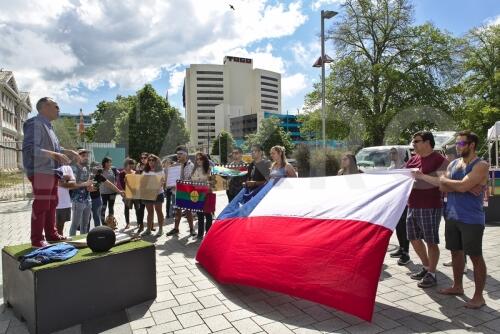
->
[1, 193, 500, 334]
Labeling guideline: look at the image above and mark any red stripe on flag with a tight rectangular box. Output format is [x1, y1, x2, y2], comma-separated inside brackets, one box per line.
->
[176, 182, 209, 193]
[196, 216, 392, 321]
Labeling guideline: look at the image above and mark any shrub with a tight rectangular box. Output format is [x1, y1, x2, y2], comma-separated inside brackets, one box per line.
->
[309, 148, 341, 177]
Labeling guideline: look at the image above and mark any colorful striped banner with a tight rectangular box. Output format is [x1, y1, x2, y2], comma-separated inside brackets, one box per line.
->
[175, 180, 210, 212]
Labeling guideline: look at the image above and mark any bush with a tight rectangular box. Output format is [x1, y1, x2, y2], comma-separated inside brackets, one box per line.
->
[309, 148, 341, 177]
[292, 146, 341, 177]
[293, 143, 311, 177]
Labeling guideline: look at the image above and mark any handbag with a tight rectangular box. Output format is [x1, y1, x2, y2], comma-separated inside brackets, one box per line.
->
[203, 192, 216, 213]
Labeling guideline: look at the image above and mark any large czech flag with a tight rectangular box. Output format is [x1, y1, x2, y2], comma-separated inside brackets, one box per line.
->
[196, 170, 414, 321]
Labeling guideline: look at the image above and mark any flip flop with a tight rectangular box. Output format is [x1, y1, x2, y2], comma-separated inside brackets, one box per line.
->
[439, 288, 464, 296]
[465, 302, 486, 309]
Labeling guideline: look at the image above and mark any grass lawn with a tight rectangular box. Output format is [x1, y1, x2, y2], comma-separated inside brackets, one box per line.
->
[0, 171, 25, 189]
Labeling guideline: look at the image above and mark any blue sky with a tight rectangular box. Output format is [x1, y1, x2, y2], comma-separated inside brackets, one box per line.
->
[1, 0, 499, 119]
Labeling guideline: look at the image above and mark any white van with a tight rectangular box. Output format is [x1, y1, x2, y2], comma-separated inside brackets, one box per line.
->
[356, 145, 412, 172]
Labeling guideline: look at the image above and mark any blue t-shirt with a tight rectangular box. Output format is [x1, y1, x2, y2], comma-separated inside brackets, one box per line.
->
[71, 164, 91, 204]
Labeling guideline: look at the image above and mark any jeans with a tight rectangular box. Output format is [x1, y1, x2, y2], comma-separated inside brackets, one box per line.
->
[70, 201, 92, 236]
[101, 193, 116, 221]
[28, 173, 59, 244]
[197, 212, 213, 237]
[165, 188, 173, 217]
[91, 196, 102, 228]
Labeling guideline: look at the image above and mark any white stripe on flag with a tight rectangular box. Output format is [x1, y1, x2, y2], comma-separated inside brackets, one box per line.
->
[249, 170, 414, 231]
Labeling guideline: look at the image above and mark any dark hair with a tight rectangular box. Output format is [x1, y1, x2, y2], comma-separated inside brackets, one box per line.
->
[176, 145, 188, 153]
[457, 130, 479, 149]
[233, 147, 243, 154]
[140, 152, 148, 158]
[413, 131, 435, 148]
[252, 144, 264, 152]
[102, 156, 112, 167]
[194, 152, 210, 174]
[36, 97, 53, 112]
[144, 154, 162, 172]
[123, 158, 136, 167]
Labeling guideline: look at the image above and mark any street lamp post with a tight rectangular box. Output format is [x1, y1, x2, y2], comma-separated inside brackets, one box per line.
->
[313, 10, 337, 149]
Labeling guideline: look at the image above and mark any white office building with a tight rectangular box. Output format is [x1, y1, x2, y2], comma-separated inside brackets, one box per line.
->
[184, 56, 281, 150]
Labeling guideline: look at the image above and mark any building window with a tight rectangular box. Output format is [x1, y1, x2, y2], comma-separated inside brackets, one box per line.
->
[198, 116, 216, 120]
[197, 84, 223, 88]
[262, 106, 279, 111]
[197, 123, 216, 127]
[197, 97, 223, 101]
[261, 100, 278, 105]
[261, 75, 278, 82]
[197, 103, 219, 107]
[197, 110, 215, 114]
[197, 77, 223, 81]
[261, 82, 278, 88]
[197, 71, 223, 75]
[261, 94, 278, 99]
[197, 90, 223, 94]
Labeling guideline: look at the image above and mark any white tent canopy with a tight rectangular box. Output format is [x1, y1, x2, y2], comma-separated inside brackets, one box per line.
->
[488, 121, 500, 140]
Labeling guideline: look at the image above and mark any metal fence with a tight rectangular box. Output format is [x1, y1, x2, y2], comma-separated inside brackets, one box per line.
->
[0, 170, 31, 201]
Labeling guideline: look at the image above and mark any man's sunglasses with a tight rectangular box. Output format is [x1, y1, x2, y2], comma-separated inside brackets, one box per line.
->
[455, 141, 470, 147]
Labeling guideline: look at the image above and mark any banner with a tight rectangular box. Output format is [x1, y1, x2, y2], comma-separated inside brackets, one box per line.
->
[124, 174, 163, 201]
[166, 165, 182, 187]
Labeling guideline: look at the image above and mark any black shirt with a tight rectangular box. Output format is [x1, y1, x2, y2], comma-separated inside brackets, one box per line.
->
[90, 173, 108, 199]
[247, 159, 271, 182]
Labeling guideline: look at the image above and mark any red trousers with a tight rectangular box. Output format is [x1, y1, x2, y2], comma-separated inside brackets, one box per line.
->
[28, 173, 59, 244]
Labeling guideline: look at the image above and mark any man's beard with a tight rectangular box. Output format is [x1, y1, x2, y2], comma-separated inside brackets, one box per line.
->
[459, 149, 471, 158]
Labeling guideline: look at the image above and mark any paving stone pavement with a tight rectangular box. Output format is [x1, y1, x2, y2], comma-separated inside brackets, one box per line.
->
[1, 192, 500, 334]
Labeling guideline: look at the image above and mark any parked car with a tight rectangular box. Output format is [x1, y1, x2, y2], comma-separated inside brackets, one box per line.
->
[356, 145, 412, 172]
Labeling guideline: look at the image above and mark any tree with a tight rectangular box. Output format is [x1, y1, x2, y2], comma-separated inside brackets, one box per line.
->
[244, 118, 294, 157]
[114, 84, 189, 159]
[305, 0, 461, 146]
[211, 131, 235, 164]
[53, 118, 78, 149]
[454, 24, 500, 150]
[85, 96, 133, 142]
[297, 109, 350, 141]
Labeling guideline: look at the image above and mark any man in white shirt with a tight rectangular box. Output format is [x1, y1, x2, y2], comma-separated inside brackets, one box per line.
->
[56, 164, 75, 235]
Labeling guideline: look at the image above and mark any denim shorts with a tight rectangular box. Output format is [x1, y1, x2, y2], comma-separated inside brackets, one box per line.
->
[406, 207, 442, 244]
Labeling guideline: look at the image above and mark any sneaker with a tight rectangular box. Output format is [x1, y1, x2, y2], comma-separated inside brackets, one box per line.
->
[410, 267, 428, 280]
[397, 253, 410, 266]
[196, 234, 203, 239]
[32, 240, 50, 248]
[443, 260, 453, 267]
[141, 229, 152, 236]
[155, 229, 163, 237]
[166, 228, 179, 236]
[390, 247, 404, 258]
[189, 228, 197, 237]
[47, 235, 72, 243]
[137, 225, 144, 234]
[463, 263, 468, 274]
[418, 272, 437, 288]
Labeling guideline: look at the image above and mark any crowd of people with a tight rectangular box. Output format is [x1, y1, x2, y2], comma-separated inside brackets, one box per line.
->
[23, 97, 490, 310]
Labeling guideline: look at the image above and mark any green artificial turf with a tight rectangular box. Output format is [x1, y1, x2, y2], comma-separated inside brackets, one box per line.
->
[3, 236, 153, 272]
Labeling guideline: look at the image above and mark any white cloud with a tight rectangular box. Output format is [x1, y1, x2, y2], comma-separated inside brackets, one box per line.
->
[0, 0, 307, 105]
[282, 73, 308, 97]
[311, 0, 343, 11]
[168, 69, 186, 96]
[485, 15, 500, 27]
[291, 41, 321, 68]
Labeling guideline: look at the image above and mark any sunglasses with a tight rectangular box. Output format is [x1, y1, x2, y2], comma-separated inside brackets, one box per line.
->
[455, 140, 470, 147]
[412, 139, 424, 144]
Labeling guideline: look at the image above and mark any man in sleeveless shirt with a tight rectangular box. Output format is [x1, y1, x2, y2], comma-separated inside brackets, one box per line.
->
[414, 131, 489, 309]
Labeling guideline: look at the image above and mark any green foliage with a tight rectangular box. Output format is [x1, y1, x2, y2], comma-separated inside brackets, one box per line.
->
[243, 118, 294, 157]
[114, 84, 189, 159]
[305, 0, 461, 146]
[85, 96, 134, 142]
[297, 109, 350, 140]
[293, 145, 341, 177]
[53, 118, 78, 149]
[454, 24, 500, 153]
[211, 131, 235, 164]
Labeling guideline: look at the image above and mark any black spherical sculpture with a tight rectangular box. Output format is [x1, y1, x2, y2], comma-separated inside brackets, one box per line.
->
[87, 226, 116, 252]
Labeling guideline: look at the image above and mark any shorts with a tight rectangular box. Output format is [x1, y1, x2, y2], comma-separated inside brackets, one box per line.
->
[445, 219, 484, 256]
[56, 207, 71, 222]
[406, 207, 442, 244]
[142, 193, 165, 205]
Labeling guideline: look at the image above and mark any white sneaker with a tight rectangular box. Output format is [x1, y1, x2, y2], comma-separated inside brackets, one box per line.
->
[443, 260, 453, 267]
